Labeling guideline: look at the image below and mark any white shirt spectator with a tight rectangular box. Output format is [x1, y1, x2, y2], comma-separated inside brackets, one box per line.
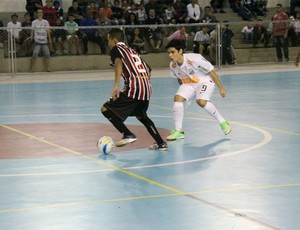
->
[186, 2, 201, 21]
[7, 21, 22, 39]
[194, 30, 210, 44]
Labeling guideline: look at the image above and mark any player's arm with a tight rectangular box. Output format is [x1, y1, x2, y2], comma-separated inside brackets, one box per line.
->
[112, 57, 122, 100]
[208, 69, 227, 97]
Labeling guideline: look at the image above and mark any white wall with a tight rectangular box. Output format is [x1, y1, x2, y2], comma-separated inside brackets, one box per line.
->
[0, 0, 291, 14]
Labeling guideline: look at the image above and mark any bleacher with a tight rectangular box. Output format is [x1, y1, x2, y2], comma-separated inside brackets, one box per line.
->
[0, 3, 299, 74]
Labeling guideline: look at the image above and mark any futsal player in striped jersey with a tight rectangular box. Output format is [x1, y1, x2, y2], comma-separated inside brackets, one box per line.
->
[101, 28, 168, 151]
[165, 39, 231, 141]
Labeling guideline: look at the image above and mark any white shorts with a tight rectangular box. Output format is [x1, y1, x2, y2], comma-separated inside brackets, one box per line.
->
[176, 80, 215, 101]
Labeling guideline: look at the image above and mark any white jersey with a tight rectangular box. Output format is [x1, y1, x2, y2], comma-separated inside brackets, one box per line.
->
[169, 53, 214, 85]
[31, 19, 50, 44]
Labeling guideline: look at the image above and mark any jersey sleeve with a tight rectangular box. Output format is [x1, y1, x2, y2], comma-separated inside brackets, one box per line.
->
[193, 54, 214, 73]
[110, 46, 122, 65]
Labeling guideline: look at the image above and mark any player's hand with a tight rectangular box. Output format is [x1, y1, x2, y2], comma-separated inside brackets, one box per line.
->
[112, 86, 120, 101]
[219, 87, 227, 97]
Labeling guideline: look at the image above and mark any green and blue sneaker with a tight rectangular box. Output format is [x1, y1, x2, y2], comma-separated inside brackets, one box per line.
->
[166, 129, 185, 141]
[220, 121, 231, 135]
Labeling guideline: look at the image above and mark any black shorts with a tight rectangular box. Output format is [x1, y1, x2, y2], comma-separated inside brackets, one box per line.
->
[103, 92, 149, 121]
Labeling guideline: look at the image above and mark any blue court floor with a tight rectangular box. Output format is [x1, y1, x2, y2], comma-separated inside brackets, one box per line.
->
[0, 64, 300, 230]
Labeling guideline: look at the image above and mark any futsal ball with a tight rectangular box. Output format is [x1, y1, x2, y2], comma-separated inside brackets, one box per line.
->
[97, 136, 114, 154]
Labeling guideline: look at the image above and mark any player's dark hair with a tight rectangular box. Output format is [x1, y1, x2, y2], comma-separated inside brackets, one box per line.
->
[165, 39, 186, 51]
[108, 28, 124, 42]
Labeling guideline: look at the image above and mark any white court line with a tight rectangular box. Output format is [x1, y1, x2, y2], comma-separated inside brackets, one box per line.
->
[0, 116, 272, 177]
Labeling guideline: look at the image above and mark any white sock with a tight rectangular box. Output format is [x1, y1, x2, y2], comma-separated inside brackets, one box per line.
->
[203, 101, 225, 123]
[173, 102, 184, 131]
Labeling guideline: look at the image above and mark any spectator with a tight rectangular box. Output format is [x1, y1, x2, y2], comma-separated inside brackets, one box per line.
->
[241, 20, 254, 43]
[7, 13, 22, 45]
[271, 3, 289, 62]
[96, 8, 111, 50]
[53, 0, 64, 20]
[80, 8, 107, 55]
[193, 26, 213, 62]
[26, 0, 43, 21]
[111, 0, 126, 25]
[42, 0, 57, 26]
[137, 3, 148, 24]
[167, 26, 188, 45]
[52, 17, 67, 55]
[145, 8, 163, 52]
[221, 21, 235, 65]
[77, 0, 89, 12]
[186, 0, 201, 24]
[29, 9, 52, 72]
[68, 0, 84, 25]
[200, 5, 218, 34]
[288, 12, 300, 46]
[145, 0, 163, 17]
[173, 0, 187, 23]
[99, 0, 114, 21]
[65, 14, 80, 55]
[253, 18, 270, 47]
[125, 13, 140, 43]
[19, 12, 33, 56]
[130, 28, 147, 54]
[210, 0, 226, 13]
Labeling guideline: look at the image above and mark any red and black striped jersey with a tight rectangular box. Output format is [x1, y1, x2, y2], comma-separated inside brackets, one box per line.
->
[110, 42, 152, 101]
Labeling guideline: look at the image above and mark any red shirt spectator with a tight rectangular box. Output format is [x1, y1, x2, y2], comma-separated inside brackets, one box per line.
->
[42, 0, 57, 26]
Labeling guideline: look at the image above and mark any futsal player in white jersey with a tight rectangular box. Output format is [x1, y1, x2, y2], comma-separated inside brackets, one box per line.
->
[165, 39, 231, 141]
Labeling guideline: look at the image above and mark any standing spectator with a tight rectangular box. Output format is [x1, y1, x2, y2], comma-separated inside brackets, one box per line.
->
[145, 9, 163, 52]
[26, 0, 43, 21]
[221, 21, 235, 65]
[53, 0, 64, 20]
[271, 3, 289, 62]
[253, 18, 270, 47]
[241, 20, 254, 43]
[288, 12, 300, 46]
[68, 0, 84, 25]
[19, 12, 33, 57]
[295, 50, 300, 66]
[42, 0, 57, 26]
[65, 14, 80, 55]
[80, 8, 107, 55]
[7, 13, 22, 45]
[29, 9, 52, 72]
[101, 28, 168, 150]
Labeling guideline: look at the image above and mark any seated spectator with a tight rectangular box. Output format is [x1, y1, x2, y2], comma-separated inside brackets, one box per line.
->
[53, 0, 64, 20]
[99, 0, 113, 21]
[173, 0, 187, 23]
[78, 0, 89, 12]
[167, 26, 188, 45]
[125, 13, 140, 43]
[68, 0, 84, 25]
[145, 0, 163, 18]
[129, 28, 147, 54]
[288, 12, 300, 46]
[89, 1, 100, 19]
[163, 4, 176, 24]
[42, 0, 57, 26]
[26, 0, 43, 21]
[200, 6, 218, 34]
[65, 14, 80, 55]
[145, 8, 163, 52]
[241, 21, 254, 43]
[80, 8, 107, 55]
[126, 2, 139, 17]
[96, 8, 111, 48]
[193, 26, 213, 62]
[210, 0, 226, 13]
[52, 17, 67, 55]
[111, 0, 126, 25]
[253, 18, 270, 47]
[137, 3, 148, 24]
[186, 0, 201, 34]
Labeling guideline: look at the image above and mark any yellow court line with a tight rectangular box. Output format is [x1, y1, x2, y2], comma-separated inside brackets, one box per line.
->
[0, 124, 183, 195]
[0, 181, 299, 214]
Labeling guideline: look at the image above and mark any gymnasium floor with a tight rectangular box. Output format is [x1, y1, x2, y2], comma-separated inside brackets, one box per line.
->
[0, 64, 299, 230]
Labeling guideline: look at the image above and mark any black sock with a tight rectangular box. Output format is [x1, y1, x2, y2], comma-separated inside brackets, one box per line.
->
[138, 117, 164, 144]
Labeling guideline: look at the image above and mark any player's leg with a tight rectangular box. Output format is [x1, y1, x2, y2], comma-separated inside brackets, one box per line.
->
[196, 82, 231, 135]
[101, 94, 137, 147]
[167, 84, 194, 141]
[135, 101, 167, 150]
